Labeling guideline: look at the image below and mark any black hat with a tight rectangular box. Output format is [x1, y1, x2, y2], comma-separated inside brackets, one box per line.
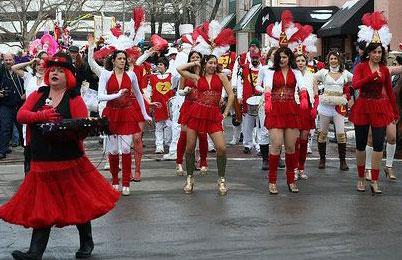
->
[68, 45, 80, 53]
[44, 52, 76, 73]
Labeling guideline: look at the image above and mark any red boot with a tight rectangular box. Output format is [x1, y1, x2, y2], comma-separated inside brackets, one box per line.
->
[121, 153, 132, 188]
[108, 154, 119, 186]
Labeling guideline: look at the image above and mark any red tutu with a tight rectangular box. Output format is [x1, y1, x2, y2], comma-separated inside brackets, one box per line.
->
[299, 106, 315, 130]
[187, 102, 223, 134]
[0, 156, 120, 229]
[131, 97, 146, 122]
[265, 101, 300, 129]
[178, 100, 193, 125]
[349, 97, 395, 127]
[102, 105, 141, 135]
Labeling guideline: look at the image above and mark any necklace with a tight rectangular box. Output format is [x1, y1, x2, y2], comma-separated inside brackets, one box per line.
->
[46, 89, 66, 107]
[7, 70, 24, 98]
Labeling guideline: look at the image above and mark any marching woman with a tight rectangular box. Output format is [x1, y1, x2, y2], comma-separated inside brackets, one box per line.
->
[175, 50, 209, 176]
[177, 54, 234, 195]
[350, 11, 398, 194]
[292, 25, 319, 180]
[0, 52, 120, 259]
[263, 47, 309, 194]
[294, 50, 319, 180]
[98, 50, 151, 196]
[314, 50, 352, 171]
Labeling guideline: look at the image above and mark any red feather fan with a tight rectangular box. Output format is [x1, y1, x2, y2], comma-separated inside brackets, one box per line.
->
[126, 47, 142, 59]
[195, 22, 210, 44]
[110, 24, 122, 38]
[214, 28, 236, 46]
[94, 46, 116, 60]
[362, 11, 387, 30]
[281, 10, 294, 30]
[133, 7, 145, 31]
[150, 34, 168, 51]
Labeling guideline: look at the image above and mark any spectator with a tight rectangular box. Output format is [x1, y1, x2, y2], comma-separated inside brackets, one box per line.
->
[0, 53, 25, 159]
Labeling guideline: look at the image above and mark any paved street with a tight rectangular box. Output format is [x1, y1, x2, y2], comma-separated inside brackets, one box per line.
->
[1, 120, 402, 260]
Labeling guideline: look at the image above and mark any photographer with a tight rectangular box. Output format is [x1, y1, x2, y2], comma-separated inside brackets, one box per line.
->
[0, 53, 25, 159]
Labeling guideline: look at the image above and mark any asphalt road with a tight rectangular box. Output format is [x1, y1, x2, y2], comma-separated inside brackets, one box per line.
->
[1, 120, 402, 259]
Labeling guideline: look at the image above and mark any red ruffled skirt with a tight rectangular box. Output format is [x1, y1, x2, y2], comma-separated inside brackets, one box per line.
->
[349, 97, 395, 127]
[265, 101, 300, 129]
[187, 102, 223, 134]
[299, 106, 315, 130]
[0, 156, 120, 229]
[131, 97, 146, 122]
[178, 100, 193, 125]
[102, 104, 141, 135]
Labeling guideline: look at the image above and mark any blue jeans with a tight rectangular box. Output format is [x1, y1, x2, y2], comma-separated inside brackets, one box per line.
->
[11, 124, 19, 145]
[0, 105, 15, 155]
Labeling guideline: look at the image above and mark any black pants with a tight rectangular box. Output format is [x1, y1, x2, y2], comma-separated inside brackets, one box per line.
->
[355, 125, 386, 152]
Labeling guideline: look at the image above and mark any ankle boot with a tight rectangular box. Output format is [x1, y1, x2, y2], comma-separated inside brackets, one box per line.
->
[338, 143, 349, 171]
[183, 175, 194, 193]
[318, 142, 326, 169]
[260, 144, 269, 170]
[76, 222, 94, 258]
[12, 228, 51, 260]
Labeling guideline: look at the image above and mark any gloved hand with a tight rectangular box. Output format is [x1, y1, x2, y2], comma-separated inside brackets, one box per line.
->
[264, 92, 272, 113]
[37, 108, 61, 122]
[300, 90, 309, 110]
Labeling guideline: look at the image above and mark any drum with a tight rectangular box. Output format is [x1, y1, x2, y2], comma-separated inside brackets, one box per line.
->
[167, 96, 176, 120]
[246, 96, 261, 117]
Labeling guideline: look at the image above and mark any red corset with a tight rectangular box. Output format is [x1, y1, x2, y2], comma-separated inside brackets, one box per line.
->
[196, 90, 221, 106]
[359, 84, 384, 99]
[271, 70, 296, 102]
[107, 95, 132, 108]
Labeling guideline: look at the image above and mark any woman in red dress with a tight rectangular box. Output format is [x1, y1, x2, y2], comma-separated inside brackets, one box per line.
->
[177, 55, 234, 195]
[0, 52, 120, 259]
[351, 42, 399, 194]
[98, 50, 151, 196]
[176, 50, 209, 176]
[263, 47, 309, 194]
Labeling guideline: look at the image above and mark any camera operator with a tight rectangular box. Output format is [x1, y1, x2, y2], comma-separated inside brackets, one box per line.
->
[0, 53, 25, 159]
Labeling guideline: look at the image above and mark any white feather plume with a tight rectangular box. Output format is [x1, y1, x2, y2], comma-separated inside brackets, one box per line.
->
[378, 26, 392, 48]
[208, 20, 223, 42]
[106, 35, 135, 51]
[271, 22, 282, 39]
[212, 46, 230, 58]
[303, 34, 318, 53]
[133, 25, 145, 46]
[357, 25, 374, 45]
[192, 38, 212, 56]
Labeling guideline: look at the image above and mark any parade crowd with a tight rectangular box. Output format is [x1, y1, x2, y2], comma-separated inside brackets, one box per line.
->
[0, 8, 402, 260]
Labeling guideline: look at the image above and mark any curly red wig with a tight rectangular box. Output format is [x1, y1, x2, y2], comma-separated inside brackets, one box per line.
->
[44, 66, 77, 89]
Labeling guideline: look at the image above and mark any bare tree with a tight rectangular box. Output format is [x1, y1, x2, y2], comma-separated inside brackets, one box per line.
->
[0, 0, 105, 49]
[209, 0, 222, 21]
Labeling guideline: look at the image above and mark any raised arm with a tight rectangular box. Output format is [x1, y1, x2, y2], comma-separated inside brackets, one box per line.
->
[11, 59, 35, 78]
[176, 61, 200, 82]
[136, 48, 156, 66]
[87, 44, 103, 77]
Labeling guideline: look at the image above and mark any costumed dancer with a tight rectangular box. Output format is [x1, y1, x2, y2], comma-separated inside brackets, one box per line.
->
[230, 39, 261, 145]
[237, 50, 262, 154]
[313, 50, 352, 171]
[263, 10, 309, 194]
[292, 24, 319, 180]
[92, 25, 151, 196]
[0, 53, 120, 259]
[350, 11, 398, 194]
[178, 20, 235, 195]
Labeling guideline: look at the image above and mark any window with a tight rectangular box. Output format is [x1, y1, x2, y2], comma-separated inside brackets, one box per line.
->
[229, 0, 236, 13]
[253, 0, 262, 5]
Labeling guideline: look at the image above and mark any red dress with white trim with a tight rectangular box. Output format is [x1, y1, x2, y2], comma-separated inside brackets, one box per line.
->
[102, 72, 142, 134]
[178, 79, 198, 125]
[265, 70, 300, 129]
[187, 74, 224, 134]
[0, 88, 119, 229]
[149, 74, 175, 122]
[350, 62, 399, 127]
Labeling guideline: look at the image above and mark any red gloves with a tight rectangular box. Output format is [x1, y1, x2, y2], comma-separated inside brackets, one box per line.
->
[31, 108, 61, 123]
[265, 92, 272, 112]
[311, 95, 319, 119]
[299, 90, 309, 110]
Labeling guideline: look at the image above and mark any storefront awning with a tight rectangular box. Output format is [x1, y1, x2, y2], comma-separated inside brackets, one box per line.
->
[234, 4, 262, 32]
[255, 6, 339, 34]
[317, 0, 374, 37]
[220, 13, 236, 29]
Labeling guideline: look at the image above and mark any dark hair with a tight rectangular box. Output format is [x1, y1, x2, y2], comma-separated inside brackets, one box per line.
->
[187, 51, 202, 74]
[201, 54, 221, 75]
[396, 56, 402, 66]
[271, 47, 296, 71]
[362, 42, 387, 65]
[157, 57, 169, 70]
[266, 47, 278, 64]
[32, 51, 48, 75]
[105, 50, 129, 71]
[325, 50, 345, 72]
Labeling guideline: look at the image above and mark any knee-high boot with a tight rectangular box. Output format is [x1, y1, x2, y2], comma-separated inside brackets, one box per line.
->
[76, 222, 94, 258]
[12, 227, 51, 260]
[121, 153, 132, 188]
[337, 133, 349, 171]
[108, 154, 119, 185]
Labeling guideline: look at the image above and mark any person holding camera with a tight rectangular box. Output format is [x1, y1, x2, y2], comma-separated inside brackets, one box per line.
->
[0, 53, 25, 159]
